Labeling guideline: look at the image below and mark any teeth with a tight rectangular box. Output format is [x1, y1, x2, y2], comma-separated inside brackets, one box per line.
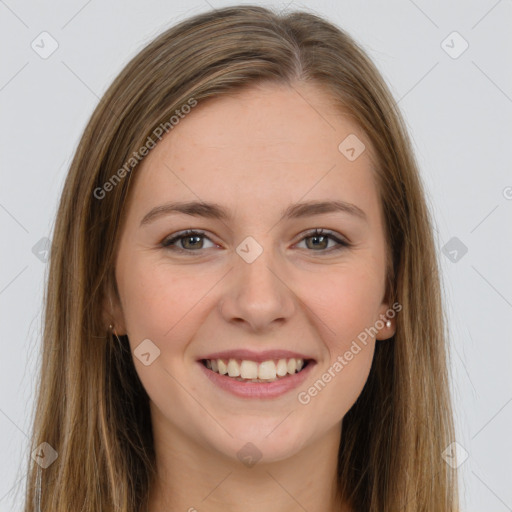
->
[258, 360, 276, 380]
[240, 360, 258, 379]
[276, 359, 288, 376]
[227, 359, 240, 377]
[204, 357, 308, 381]
[218, 359, 228, 375]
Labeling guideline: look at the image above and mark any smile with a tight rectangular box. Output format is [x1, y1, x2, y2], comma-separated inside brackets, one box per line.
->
[197, 350, 317, 399]
[201, 357, 309, 382]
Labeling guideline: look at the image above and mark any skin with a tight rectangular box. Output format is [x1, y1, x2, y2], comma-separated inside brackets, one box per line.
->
[110, 81, 395, 512]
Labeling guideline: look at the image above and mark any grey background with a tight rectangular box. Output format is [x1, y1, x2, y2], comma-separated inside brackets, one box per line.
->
[1, 0, 511, 510]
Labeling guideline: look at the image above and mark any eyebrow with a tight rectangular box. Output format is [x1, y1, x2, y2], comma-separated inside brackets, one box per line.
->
[140, 199, 367, 226]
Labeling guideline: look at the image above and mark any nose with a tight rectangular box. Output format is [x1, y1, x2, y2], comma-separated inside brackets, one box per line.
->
[219, 246, 296, 333]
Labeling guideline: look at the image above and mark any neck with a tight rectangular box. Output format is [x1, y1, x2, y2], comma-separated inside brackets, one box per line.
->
[146, 414, 350, 512]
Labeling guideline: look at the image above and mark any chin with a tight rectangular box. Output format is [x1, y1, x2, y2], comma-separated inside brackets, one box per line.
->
[206, 418, 311, 465]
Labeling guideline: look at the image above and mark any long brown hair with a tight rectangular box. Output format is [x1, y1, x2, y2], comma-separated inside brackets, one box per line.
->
[22, 5, 459, 511]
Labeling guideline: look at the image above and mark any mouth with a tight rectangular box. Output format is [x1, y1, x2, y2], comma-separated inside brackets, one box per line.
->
[199, 356, 314, 383]
[196, 350, 317, 399]
[196, 349, 317, 399]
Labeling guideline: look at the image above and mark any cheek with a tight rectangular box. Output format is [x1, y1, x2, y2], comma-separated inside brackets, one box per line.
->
[116, 258, 208, 407]
[320, 345, 375, 422]
[117, 255, 205, 345]
[295, 261, 380, 412]
[302, 262, 383, 348]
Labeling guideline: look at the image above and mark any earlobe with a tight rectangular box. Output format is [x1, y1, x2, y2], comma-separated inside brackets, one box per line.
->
[375, 303, 396, 341]
[103, 287, 127, 336]
[376, 321, 395, 341]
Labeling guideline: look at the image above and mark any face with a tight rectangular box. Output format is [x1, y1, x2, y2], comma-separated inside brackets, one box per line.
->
[112, 81, 394, 464]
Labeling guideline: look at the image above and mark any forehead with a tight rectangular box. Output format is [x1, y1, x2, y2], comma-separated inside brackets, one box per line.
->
[128, 82, 380, 222]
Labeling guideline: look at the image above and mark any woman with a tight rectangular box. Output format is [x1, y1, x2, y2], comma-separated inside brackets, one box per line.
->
[23, 5, 459, 511]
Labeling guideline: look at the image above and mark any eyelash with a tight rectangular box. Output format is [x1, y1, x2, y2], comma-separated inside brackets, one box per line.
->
[161, 228, 351, 255]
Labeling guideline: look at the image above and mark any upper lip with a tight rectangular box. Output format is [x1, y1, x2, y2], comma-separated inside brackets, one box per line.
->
[198, 349, 315, 363]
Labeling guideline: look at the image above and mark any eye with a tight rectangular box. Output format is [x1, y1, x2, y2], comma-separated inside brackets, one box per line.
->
[161, 228, 350, 255]
[161, 230, 216, 253]
[295, 228, 351, 253]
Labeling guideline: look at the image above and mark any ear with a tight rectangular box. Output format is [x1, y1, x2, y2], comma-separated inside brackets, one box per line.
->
[375, 269, 398, 341]
[102, 273, 127, 335]
[375, 301, 397, 341]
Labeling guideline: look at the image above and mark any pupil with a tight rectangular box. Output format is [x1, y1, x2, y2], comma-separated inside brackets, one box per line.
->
[308, 235, 327, 250]
[184, 235, 201, 249]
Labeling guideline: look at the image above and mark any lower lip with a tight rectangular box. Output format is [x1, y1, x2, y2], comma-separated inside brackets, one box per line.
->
[198, 360, 316, 399]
